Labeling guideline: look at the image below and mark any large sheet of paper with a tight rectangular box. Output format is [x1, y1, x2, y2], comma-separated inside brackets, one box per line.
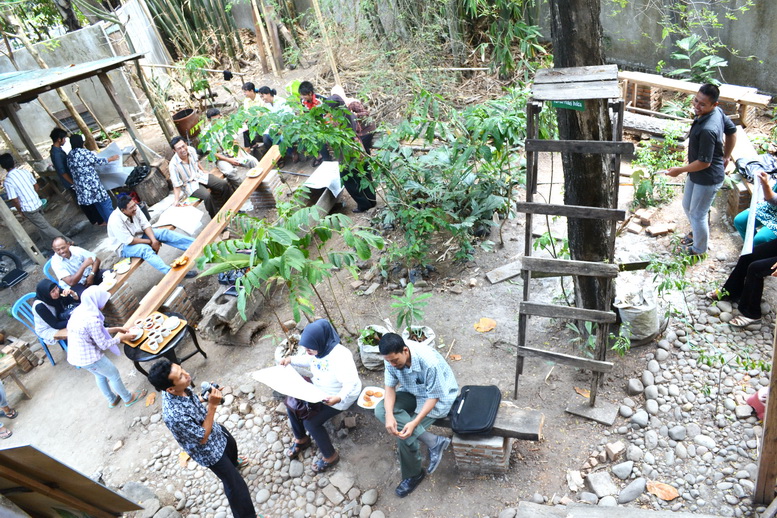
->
[152, 205, 204, 235]
[304, 161, 343, 197]
[742, 179, 762, 256]
[96, 142, 133, 189]
[251, 365, 328, 403]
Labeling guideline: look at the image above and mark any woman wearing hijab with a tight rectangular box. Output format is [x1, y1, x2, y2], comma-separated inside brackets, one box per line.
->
[66, 286, 146, 408]
[279, 319, 361, 473]
[33, 279, 79, 346]
[67, 134, 119, 224]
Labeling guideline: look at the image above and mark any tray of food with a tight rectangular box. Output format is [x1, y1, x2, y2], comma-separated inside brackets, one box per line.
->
[357, 386, 385, 409]
[123, 312, 186, 354]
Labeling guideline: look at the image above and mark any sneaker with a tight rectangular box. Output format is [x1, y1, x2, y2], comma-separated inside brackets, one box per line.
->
[427, 436, 451, 474]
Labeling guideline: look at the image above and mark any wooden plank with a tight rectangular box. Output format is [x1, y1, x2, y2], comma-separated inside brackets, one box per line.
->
[534, 65, 618, 84]
[98, 72, 150, 165]
[124, 146, 281, 326]
[532, 81, 621, 101]
[434, 401, 544, 441]
[761, 496, 777, 518]
[521, 256, 619, 278]
[567, 503, 725, 518]
[514, 202, 626, 221]
[618, 71, 769, 107]
[517, 346, 614, 372]
[0, 183, 46, 266]
[730, 126, 758, 162]
[525, 139, 634, 154]
[520, 301, 617, 323]
[755, 324, 777, 504]
[486, 260, 523, 284]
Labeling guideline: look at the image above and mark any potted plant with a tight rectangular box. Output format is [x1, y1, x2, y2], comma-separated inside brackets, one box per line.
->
[392, 283, 435, 347]
[357, 324, 389, 370]
[171, 55, 215, 138]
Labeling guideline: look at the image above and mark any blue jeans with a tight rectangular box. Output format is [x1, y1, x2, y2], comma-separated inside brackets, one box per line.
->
[93, 198, 114, 223]
[0, 379, 6, 408]
[733, 208, 777, 246]
[286, 404, 341, 458]
[83, 355, 132, 403]
[120, 228, 194, 273]
[682, 178, 723, 254]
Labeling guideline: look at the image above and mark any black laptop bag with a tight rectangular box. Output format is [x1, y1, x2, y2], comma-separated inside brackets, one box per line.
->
[448, 385, 501, 435]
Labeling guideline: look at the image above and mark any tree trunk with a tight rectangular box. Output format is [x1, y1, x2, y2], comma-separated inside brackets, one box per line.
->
[548, 0, 613, 312]
[52, 0, 81, 32]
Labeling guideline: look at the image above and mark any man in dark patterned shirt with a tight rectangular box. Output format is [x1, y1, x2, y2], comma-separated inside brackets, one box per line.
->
[148, 360, 256, 518]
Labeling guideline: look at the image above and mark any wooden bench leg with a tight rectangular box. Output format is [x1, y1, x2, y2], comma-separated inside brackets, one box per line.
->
[9, 373, 31, 399]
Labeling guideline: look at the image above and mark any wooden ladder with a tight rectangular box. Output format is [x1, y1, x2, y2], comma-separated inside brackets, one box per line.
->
[514, 66, 634, 406]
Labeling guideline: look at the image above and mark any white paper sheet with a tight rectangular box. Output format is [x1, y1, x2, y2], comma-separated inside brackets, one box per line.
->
[303, 161, 343, 197]
[742, 179, 762, 256]
[96, 142, 133, 189]
[152, 205, 204, 236]
[251, 365, 328, 403]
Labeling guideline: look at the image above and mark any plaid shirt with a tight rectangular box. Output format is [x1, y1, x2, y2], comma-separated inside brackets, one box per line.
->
[66, 319, 119, 367]
[3, 167, 42, 212]
[384, 343, 459, 419]
[162, 388, 227, 467]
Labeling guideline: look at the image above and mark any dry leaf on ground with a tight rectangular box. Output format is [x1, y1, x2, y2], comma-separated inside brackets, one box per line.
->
[145, 392, 156, 407]
[574, 387, 590, 398]
[647, 480, 679, 501]
[178, 451, 190, 468]
[449, 354, 462, 361]
[474, 318, 497, 332]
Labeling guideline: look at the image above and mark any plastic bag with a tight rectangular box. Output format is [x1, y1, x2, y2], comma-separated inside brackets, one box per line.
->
[614, 285, 660, 344]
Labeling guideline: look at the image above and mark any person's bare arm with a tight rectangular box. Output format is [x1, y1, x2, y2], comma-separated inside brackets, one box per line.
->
[200, 387, 222, 444]
[397, 397, 438, 439]
[59, 257, 94, 286]
[382, 386, 399, 436]
[723, 131, 737, 169]
[9, 197, 21, 213]
[665, 160, 712, 177]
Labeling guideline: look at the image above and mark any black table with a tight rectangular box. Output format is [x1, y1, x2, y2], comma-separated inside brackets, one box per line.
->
[123, 312, 207, 375]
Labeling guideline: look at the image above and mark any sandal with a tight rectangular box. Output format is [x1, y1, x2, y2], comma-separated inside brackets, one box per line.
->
[125, 389, 148, 408]
[237, 456, 249, 469]
[108, 395, 122, 409]
[311, 454, 340, 473]
[0, 427, 11, 440]
[680, 233, 694, 246]
[1, 409, 18, 419]
[729, 315, 761, 328]
[285, 438, 311, 459]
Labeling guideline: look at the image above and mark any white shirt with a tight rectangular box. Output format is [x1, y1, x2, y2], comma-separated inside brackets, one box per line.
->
[107, 207, 150, 249]
[169, 146, 208, 199]
[51, 245, 96, 288]
[289, 344, 362, 411]
[3, 167, 42, 212]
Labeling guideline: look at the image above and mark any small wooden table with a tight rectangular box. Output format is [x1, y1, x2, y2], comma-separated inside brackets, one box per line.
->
[0, 355, 32, 399]
[122, 312, 207, 376]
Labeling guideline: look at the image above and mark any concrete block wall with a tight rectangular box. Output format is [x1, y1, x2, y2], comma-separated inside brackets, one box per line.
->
[451, 434, 513, 474]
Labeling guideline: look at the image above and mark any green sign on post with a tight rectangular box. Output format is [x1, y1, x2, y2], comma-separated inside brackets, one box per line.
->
[551, 100, 585, 111]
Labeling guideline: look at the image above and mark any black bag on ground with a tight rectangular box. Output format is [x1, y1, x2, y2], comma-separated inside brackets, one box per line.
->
[448, 385, 501, 435]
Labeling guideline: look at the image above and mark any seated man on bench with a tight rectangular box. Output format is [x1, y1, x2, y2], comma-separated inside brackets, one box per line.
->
[169, 136, 233, 218]
[375, 333, 458, 498]
[51, 236, 105, 296]
[107, 195, 197, 277]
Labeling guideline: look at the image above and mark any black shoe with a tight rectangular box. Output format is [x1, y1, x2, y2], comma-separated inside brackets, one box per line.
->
[427, 436, 451, 474]
[395, 472, 425, 498]
[185, 270, 199, 278]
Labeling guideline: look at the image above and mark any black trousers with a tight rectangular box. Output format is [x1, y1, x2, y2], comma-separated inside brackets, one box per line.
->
[208, 429, 256, 518]
[721, 239, 777, 319]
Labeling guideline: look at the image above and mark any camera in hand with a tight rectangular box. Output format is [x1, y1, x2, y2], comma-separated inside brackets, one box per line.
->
[200, 381, 223, 404]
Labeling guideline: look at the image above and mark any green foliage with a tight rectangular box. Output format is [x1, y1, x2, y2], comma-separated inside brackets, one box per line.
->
[532, 229, 569, 259]
[647, 238, 705, 326]
[183, 55, 214, 94]
[372, 87, 553, 267]
[391, 283, 433, 331]
[360, 326, 383, 346]
[667, 34, 728, 84]
[659, 94, 693, 119]
[567, 321, 632, 358]
[631, 124, 685, 208]
[198, 204, 383, 323]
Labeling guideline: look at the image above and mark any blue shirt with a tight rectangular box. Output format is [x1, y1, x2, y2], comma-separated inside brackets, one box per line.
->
[50, 146, 73, 189]
[162, 388, 227, 467]
[383, 343, 459, 419]
[688, 106, 736, 186]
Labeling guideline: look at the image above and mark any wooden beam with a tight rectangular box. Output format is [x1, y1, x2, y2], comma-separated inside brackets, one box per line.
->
[2, 104, 43, 160]
[517, 346, 614, 373]
[525, 139, 634, 155]
[124, 146, 281, 326]
[514, 202, 626, 221]
[519, 301, 617, 323]
[755, 323, 777, 504]
[435, 402, 544, 441]
[0, 191, 45, 266]
[521, 256, 619, 278]
[97, 72, 150, 164]
[0, 465, 116, 518]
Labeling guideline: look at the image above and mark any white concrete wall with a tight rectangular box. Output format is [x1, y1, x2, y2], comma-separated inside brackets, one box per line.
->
[0, 24, 141, 155]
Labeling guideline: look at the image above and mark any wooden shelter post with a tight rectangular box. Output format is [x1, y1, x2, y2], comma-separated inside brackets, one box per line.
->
[0, 196, 45, 266]
[755, 324, 777, 504]
[3, 104, 43, 161]
[97, 72, 150, 165]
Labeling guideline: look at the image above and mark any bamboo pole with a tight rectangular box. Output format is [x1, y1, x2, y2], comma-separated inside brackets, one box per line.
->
[310, 0, 340, 84]
[260, 0, 283, 72]
[74, 85, 112, 142]
[249, 0, 269, 73]
[251, 0, 278, 77]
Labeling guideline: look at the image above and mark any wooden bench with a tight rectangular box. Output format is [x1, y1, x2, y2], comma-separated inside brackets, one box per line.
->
[619, 71, 771, 127]
[0, 354, 32, 400]
[726, 126, 761, 219]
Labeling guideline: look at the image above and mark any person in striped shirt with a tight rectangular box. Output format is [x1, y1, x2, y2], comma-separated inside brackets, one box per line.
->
[1, 153, 65, 245]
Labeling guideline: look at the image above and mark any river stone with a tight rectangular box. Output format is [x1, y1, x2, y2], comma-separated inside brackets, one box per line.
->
[694, 435, 716, 449]
[618, 477, 647, 504]
[289, 460, 304, 478]
[586, 472, 618, 497]
[255, 489, 271, 504]
[154, 507, 182, 518]
[498, 509, 517, 518]
[631, 410, 649, 428]
[669, 425, 687, 441]
[717, 301, 733, 313]
[599, 495, 618, 506]
[644, 385, 659, 400]
[360, 506, 372, 518]
[642, 370, 655, 387]
[646, 399, 659, 415]
[627, 379, 644, 395]
[612, 461, 634, 480]
[626, 445, 643, 462]
[370, 512, 386, 518]
[579, 492, 598, 504]
[620, 405, 634, 418]
[361, 489, 378, 506]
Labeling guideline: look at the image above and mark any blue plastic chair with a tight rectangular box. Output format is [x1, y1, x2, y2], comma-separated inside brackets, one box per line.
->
[43, 257, 58, 284]
[11, 292, 67, 366]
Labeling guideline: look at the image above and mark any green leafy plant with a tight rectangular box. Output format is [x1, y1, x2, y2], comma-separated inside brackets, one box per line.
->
[567, 321, 633, 358]
[631, 124, 685, 208]
[667, 34, 728, 84]
[647, 237, 706, 326]
[391, 283, 433, 332]
[360, 327, 383, 346]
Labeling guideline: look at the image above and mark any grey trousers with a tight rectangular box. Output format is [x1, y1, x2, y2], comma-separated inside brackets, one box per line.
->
[191, 175, 234, 218]
[23, 207, 64, 244]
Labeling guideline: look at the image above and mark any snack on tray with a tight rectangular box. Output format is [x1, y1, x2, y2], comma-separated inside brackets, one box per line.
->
[373, 391, 383, 398]
[363, 400, 375, 407]
[171, 255, 189, 268]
